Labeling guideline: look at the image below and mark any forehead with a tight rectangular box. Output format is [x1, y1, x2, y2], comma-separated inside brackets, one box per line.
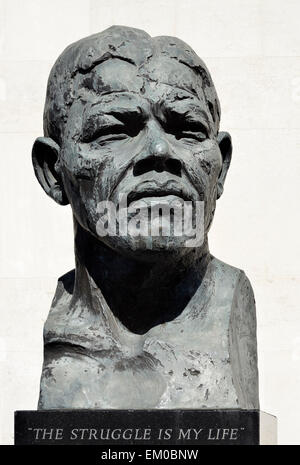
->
[78, 58, 207, 107]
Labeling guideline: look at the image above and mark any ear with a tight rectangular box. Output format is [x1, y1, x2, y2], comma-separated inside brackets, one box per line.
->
[32, 137, 69, 205]
[216, 131, 232, 199]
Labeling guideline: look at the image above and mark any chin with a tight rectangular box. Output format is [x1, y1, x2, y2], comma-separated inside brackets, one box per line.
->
[101, 234, 195, 263]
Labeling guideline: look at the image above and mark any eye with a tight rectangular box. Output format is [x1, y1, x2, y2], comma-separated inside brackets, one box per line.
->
[96, 135, 128, 144]
[163, 113, 209, 143]
[82, 112, 145, 145]
[91, 126, 130, 145]
[176, 130, 208, 142]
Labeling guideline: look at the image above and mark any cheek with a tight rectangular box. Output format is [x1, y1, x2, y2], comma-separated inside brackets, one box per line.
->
[191, 141, 222, 231]
[62, 171, 103, 234]
[61, 142, 114, 200]
[195, 139, 222, 178]
[59, 143, 132, 233]
[183, 140, 222, 195]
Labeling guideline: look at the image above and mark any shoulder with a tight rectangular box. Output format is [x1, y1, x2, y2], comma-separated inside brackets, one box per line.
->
[209, 255, 256, 318]
[52, 269, 75, 304]
[208, 257, 259, 408]
[206, 256, 254, 300]
[43, 269, 75, 344]
[213, 259, 259, 409]
[209, 256, 247, 279]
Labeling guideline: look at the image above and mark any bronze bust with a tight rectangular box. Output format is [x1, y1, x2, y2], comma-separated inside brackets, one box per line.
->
[32, 26, 259, 410]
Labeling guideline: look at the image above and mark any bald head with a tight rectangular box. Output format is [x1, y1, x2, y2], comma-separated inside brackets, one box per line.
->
[44, 25, 220, 144]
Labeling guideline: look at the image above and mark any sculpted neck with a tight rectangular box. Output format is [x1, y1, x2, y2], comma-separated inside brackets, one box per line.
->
[72, 219, 211, 334]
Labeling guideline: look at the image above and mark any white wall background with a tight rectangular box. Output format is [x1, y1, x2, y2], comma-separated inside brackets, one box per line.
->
[0, 0, 299, 445]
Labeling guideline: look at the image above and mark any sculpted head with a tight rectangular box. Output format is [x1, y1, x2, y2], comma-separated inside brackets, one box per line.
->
[32, 26, 232, 262]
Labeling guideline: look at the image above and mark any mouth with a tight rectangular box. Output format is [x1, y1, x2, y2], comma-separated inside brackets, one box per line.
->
[127, 186, 194, 205]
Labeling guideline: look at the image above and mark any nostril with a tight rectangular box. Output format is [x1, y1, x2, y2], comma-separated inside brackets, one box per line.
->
[133, 156, 182, 177]
[155, 162, 164, 173]
[165, 158, 182, 177]
[133, 157, 155, 176]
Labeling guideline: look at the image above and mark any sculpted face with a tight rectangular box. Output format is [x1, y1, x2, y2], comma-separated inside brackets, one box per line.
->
[33, 37, 232, 261]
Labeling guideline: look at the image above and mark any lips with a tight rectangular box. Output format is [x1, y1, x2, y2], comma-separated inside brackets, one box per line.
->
[127, 182, 195, 205]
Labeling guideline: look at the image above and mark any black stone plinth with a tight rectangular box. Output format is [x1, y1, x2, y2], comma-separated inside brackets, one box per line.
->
[14, 409, 276, 445]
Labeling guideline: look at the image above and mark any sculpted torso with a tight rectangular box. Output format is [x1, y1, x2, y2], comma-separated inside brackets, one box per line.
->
[33, 26, 259, 410]
[39, 258, 258, 409]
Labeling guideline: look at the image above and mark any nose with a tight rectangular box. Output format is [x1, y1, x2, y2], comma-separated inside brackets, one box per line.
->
[133, 131, 182, 177]
[149, 138, 170, 158]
